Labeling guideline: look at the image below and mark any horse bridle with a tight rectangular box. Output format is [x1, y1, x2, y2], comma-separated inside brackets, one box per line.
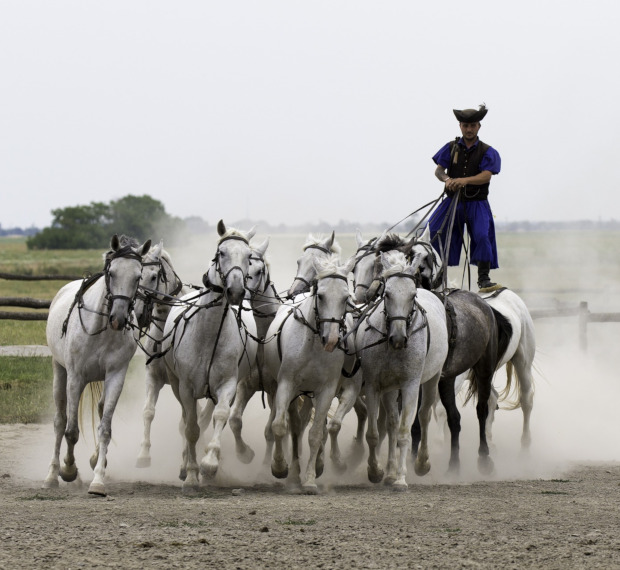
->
[289, 243, 333, 295]
[203, 235, 251, 293]
[351, 240, 378, 297]
[382, 271, 419, 332]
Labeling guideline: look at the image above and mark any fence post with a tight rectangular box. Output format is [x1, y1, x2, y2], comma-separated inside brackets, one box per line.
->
[579, 301, 588, 351]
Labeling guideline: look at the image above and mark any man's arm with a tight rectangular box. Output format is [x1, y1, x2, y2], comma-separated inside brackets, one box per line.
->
[435, 164, 450, 183]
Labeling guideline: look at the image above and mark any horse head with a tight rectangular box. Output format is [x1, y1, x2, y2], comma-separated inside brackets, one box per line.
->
[351, 231, 378, 304]
[135, 240, 182, 329]
[203, 220, 256, 306]
[313, 255, 354, 352]
[379, 250, 422, 350]
[105, 234, 152, 331]
[288, 231, 339, 299]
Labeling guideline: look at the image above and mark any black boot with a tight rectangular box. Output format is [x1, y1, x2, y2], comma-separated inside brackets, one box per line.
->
[477, 261, 496, 290]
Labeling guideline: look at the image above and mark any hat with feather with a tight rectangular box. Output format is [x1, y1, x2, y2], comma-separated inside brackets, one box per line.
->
[453, 103, 488, 123]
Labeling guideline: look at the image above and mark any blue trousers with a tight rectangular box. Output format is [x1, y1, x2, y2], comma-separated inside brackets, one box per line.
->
[428, 197, 499, 268]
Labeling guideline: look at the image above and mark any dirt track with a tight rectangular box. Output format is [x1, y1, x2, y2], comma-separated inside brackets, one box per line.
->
[1, 421, 619, 569]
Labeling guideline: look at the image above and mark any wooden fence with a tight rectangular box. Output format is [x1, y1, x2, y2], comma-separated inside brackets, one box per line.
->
[0, 272, 82, 321]
[1, 273, 619, 350]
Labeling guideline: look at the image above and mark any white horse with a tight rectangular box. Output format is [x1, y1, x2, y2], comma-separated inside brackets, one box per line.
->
[355, 251, 449, 490]
[226, 238, 283, 465]
[162, 220, 258, 490]
[286, 233, 366, 473]
[134, 241, 194, 468]
[43, 234, 151, 496]
[264, 255, 355, 493]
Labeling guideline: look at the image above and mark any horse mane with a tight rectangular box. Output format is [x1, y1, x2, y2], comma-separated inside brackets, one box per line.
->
[381, 251, 408, 278]
[315, 254, 344, 279]
[376, 233, 407, 253]
[304, 234, 341, 255]
[218, 226, 253, 243]
[102, 235, 140, 262]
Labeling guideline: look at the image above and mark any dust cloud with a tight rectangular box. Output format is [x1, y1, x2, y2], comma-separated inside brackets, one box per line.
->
[22, 229, 620, 490]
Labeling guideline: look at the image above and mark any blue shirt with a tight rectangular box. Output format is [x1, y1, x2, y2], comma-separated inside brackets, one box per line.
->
[432, 138, 501, 175]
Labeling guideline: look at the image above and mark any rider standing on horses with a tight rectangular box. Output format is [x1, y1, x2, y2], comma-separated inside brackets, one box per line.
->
[428, 103, 501, 291]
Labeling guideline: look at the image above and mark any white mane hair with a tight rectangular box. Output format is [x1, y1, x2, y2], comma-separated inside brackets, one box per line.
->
[381, 251, 409, 278]
[304, 234, 341, 255]
[315, 254, 344, 279]
[218, 226, 253, 243]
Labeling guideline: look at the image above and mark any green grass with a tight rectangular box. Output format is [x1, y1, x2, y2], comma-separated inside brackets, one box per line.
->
[0, 321, 47, 346]
[0, 356, 53, 423]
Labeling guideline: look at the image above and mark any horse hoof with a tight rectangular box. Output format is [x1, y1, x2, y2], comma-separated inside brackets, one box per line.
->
[182, 482, 200, 494]
[414, 461, 431, 477]
[237, 446, 255, 465]
[271, 463, 289, 480]
[59, 465, 78, 483]
[88, 481, 107, 496]
[367, 466, 384, 484]
[478, 455, 495, 475]
[383, 475, 396, 486]
[392, 481, 408, 492]
[178, 467, 187, 481]
[200, 460, 219, 480]
[447, 460, 460, 475]
[42, 478, 59, 489]
[302, 483, 319, 495]
[135, 456, 151, 469]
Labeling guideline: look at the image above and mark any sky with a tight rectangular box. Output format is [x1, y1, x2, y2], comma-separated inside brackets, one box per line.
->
[1, 0, 619, 231]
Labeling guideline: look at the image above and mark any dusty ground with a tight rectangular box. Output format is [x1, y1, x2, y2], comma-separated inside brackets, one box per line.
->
[1, 421, 619, 570]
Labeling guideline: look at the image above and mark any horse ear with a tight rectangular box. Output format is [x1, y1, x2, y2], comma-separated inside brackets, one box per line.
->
[324, 231, 336, 251]
[246, 226, 257, 241]
[139, 239, 152, 256]
[217, 220, 226, 236]
[355, 229, 364, 248]
[151, 240, 163, 258]
[254, 237, 270, 256]
[409, 252, 423, 274]
[111, 234, 120, 251]
[343, 255, 356, 275]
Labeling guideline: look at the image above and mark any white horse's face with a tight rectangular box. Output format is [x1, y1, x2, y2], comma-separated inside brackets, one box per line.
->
[106, 237, 151, 331]
[288, 233, 337, 298]
[314, 256, 354, 352]
[380, 252, 418, 350]
[215, 236, 253, 306]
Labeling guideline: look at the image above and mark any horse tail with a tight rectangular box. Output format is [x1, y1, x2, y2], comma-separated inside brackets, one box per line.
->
[78, 381, 104, 442]
[497, 361, 522, 410]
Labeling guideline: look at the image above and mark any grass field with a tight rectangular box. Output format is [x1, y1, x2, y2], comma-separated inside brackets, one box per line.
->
[1, 229, 619, 423]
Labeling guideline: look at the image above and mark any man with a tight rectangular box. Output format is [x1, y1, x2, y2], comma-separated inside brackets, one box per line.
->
[428, 103, 501, 290]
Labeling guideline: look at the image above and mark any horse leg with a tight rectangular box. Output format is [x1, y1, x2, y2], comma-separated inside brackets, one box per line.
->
[178, 383, 200, 490]
[271, 381, 294, 479]
[200, 378, 236, 480]
[59, 375, 84, 484]
[382, 391, 400, 486]
[136, 363, 167, 468]
[348, 393, 367, 466]
[486, 386, 499, 446]
[88, 368, 129, 496]
[364, 384, 384, 484]
[262, 393, 276, 466]
[228, 378, 256, 464]
[328, 376, 362, 473]
[413, 374, 439, 480]
[286, 399, 305, 486]
[43, 361, 68, 488]
[512, 353, 535, 450]
[437, 376, 461, 474]
[473, 362, 495, 475]
[302, 389, 335, 494]
[410, 387, 423, 457]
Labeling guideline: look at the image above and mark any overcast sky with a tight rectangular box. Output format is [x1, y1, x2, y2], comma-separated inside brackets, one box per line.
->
[1, 1, 618, 230]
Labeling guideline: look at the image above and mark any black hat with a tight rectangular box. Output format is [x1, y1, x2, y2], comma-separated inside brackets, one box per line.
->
[453, 104, 488, 123]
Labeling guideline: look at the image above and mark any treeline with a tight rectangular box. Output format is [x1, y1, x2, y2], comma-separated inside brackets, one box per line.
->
[26, 195, 191, 250]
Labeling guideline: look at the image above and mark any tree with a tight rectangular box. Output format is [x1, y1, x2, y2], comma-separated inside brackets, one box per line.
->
[27, 194, 186, 249]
